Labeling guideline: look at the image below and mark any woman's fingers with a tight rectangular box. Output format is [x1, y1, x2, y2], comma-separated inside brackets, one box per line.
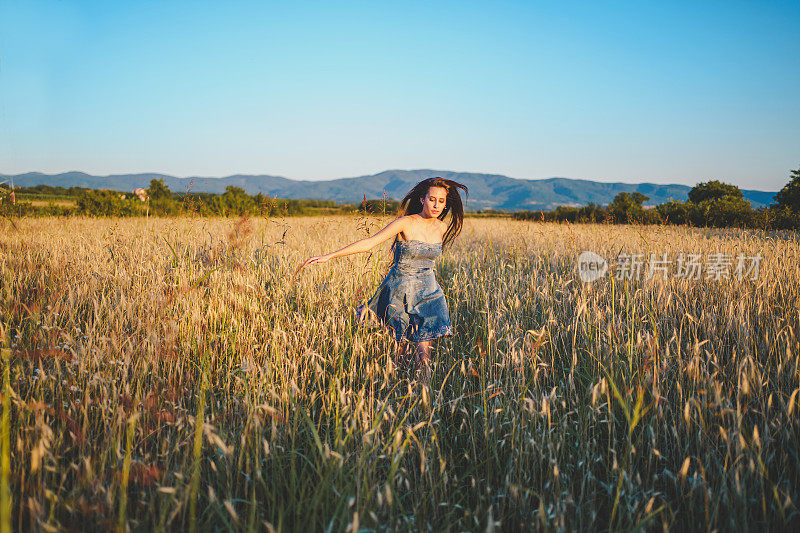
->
[292, 254, 331, 284]
[293, 258, 312, 281]
[294, 254, 331, 279]
[297, 256, 319, 273]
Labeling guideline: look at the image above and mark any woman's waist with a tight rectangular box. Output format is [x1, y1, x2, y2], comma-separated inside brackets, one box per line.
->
[391, 262, 436, 275]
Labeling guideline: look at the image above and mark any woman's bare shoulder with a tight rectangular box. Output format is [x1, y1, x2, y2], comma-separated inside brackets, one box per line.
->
[385, 214, 414, 234]
[394, 214, 415, 226]
[399, 213, 422, 227]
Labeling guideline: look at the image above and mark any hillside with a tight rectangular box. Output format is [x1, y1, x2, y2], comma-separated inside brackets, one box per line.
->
[2, 169, 776, 211]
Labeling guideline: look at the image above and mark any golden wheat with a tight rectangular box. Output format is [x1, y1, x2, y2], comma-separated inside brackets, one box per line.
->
[1, 215, 799, 531]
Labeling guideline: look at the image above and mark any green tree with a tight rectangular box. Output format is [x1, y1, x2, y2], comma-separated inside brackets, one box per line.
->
[147, 179, 171, 201]
[688, 180, 743, 204]
[631, 192, 649, 206]
[774, 168, 800, 213]
[147, 179, 184, 215]
[221, 186, 255, 216]
[684, 180, 753, 227]
[609, 192, 649, 223]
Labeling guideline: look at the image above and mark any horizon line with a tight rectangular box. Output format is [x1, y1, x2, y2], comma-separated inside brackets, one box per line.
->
[0, 169, 779, 192]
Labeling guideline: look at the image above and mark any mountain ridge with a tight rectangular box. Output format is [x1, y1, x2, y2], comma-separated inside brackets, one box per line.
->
[2, 169, 777, 211]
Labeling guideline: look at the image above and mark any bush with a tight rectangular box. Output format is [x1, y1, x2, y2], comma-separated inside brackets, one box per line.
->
[576, 203, 608, 223]
[767, 206, 800, 230]
[77, 190, 140, 217]
[360, 198, 401, 215]
[656, 200, 691, 225]
[150, 198, 184, 216]
[691, 196, 754, 228]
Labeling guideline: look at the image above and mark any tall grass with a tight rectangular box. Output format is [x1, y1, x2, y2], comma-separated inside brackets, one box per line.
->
[1, 325, 11, 533]
[1, 215, 799, 530]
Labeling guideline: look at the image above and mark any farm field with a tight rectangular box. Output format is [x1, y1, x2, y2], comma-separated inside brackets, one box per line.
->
[2, 215, 800, 531]
[26, 199, 77, 208]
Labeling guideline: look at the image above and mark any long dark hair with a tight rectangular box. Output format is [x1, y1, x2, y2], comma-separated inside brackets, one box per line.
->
[398, 177, 468, 249]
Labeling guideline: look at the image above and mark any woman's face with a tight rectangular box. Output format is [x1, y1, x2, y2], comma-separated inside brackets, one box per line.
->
[420, 186, 447, 218]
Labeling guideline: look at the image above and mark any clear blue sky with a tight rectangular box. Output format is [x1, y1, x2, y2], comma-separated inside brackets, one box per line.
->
[1, 0, 798, 190]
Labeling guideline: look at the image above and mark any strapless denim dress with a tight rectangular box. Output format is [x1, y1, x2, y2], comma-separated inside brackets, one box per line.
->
[356, 240, 453, 343]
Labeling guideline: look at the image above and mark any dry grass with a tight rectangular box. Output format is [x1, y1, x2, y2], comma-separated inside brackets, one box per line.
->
[1, 215, 799, 531]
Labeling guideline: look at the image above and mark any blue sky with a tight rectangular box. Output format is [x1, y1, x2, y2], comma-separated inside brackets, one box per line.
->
[1, 0, 798, 190]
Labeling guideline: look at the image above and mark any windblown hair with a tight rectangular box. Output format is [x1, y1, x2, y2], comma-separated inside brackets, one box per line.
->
[398, 177, 468, 249]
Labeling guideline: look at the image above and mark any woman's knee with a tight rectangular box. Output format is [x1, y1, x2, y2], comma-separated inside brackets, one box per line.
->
[415, 341, 431, 355]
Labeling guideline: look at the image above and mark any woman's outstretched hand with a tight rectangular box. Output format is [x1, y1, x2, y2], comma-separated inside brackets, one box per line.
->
[301, 254, 331, 268]
[294, 254, 332, 279]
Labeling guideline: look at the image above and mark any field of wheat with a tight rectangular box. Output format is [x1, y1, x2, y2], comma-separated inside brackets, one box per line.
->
[1, 215, 799, 531]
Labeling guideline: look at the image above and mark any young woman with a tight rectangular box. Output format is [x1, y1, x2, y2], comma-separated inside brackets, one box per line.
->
[298, 177, 468, 382]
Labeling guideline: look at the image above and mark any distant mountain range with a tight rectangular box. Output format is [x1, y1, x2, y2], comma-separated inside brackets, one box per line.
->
[2, 169, 777, 211]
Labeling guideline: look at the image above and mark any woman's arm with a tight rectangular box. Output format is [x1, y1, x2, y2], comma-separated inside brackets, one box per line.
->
[298, 216, 409, 270]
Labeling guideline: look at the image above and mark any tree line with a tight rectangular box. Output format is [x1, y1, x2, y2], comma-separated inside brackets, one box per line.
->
[1, 180, 401, 218]
[512, 169, 800, 230]
[3, 169, 800, 229]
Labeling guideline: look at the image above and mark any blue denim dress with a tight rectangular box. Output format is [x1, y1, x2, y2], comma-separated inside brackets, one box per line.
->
[356, 240, 453, 343]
